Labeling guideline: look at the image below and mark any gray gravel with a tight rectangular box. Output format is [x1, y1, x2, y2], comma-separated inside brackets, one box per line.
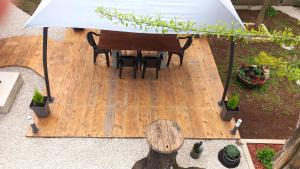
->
[0, 66, 250, 169]
[0, 2, 65, 41]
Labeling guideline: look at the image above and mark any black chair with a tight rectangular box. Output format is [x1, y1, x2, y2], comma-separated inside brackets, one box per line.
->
[140, 53, 163, 79]
[117, 52, 139, 79]
[167, 36, 193, 67]
[87, 32, 111, 66]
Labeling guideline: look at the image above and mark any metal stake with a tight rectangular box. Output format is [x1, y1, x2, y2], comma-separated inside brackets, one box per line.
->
[230, 119, 242, 135]
[27, 116, 38, 133]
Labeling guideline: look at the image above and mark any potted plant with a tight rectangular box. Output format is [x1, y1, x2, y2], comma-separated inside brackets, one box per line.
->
[190, 141, 204, 159]
[218, 144, 241, 168]
[29, 89, 50, 118]
[220, 93, 240, 121]
[237, 64, 267, 88]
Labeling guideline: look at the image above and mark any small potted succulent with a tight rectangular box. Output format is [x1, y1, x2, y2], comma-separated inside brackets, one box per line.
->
[190, 141, 204, 159]
[29, 89, 50, 118]
[220, 93, 240, 121]
[218, 144, 241, 168]
[237, 64, 268, 88]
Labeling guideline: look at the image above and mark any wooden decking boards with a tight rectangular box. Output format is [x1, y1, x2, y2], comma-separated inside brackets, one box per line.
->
[0, 29, 239, 139]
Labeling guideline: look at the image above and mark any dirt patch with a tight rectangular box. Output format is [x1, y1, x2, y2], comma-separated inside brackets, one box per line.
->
[247, 143, 283, 169]
[12, 0, 41, 15]
[208, 10, 300, 139]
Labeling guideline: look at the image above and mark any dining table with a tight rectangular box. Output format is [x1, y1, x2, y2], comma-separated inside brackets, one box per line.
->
[98, 30, 182, 68]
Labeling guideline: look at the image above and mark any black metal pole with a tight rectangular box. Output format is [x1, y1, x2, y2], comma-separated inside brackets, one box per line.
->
[219, 37, 236, 106]
[43, 27, 54, 103]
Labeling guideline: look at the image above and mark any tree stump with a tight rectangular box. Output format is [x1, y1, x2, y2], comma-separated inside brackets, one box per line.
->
[133, 120, 203, 169]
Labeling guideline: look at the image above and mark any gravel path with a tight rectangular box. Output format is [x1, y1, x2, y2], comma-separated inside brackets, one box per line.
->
[0, 2, 65, 41]
[0, 66, 250, 169]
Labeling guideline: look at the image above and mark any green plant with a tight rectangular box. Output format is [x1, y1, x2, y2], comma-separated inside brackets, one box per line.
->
[32, 89, 44, 105]
[227, 93, 240, 110]
[95, 7, 300, 46]
[225, 145, 240, 159]
[256, 146, 276, 169]
[265, 6, 278, 17]
[254, 51, 300, 81]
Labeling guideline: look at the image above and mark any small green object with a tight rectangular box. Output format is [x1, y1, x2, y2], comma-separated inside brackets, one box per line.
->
[225, 145, 240, 159]
[227, 93, 240, 110]
[265, 6, 278, 17]
[32, 89, 44, 105]
[256, 146, 276, 169]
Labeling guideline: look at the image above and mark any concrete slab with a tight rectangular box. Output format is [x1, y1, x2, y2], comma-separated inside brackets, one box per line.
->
[0, 72, 23, 114]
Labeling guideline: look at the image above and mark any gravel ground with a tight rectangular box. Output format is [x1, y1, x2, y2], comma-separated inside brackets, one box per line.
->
[0, 2, 65, 41]
[0, 66, 250, 169]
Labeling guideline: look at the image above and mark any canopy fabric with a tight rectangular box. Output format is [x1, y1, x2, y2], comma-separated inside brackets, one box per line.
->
[25, 0, 244, 34]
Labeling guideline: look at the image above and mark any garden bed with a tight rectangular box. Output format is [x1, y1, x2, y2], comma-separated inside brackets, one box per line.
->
[247, 143, 283, 169]
[208, 10, 300, 139]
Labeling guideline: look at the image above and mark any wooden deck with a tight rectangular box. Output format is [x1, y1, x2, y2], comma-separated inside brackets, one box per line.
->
[0, 29, 239, 138]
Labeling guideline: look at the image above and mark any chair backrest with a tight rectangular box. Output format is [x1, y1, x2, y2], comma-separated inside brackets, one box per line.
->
[86, 32, 99, 49]
[181, 36, 193, 51]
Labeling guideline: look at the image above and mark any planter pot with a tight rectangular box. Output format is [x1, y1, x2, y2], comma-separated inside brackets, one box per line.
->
[29, 96, 50, 118]
[237, 66, 267, 89]
[190, 142, 203, 159]
[220, 101, 239, 121]
[218, 148, 240, 168]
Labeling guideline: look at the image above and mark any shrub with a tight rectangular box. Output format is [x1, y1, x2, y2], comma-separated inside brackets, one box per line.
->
[256, 146, 276, 169]
[265, 6, 278, 17]
[227, 93, 240, 110]
[225, 145, 240, 159]
[254, 51, 300, 82]
[32, 89, 44, 105]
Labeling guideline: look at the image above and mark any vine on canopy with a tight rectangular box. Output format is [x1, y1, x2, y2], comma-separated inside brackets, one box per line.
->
[95, 7, 300, 46]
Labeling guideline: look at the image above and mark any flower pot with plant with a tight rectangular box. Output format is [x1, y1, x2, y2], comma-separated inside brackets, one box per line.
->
[190, 141, 204, 159]
[29, 89, 50, 118]
[218, 144, 241, 168]
[237, 64, 267, 88]
[220, 93, 240, 121]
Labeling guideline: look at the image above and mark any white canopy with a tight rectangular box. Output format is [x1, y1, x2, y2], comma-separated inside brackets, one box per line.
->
[25, 0, 244, 34]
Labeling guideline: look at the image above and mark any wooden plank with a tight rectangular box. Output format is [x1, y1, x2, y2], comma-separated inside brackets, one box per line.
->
[0, 36, 238, 139]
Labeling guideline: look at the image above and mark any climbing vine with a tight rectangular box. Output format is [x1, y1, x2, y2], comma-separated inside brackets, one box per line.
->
[95, 7, 300, 46]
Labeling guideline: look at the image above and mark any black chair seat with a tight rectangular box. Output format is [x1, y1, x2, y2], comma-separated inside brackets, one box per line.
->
[117, 52, 139, 79]
[140, 54, 162, 79]
[87, 31, 111, 66]
[167, 36, 193, 67]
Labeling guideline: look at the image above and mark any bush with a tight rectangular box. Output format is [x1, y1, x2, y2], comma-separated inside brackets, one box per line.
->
[32, 89, 44, 105]
[227, 93, 240, 110]
[265, 6, 278, 17]
[256, 146, 276, 169]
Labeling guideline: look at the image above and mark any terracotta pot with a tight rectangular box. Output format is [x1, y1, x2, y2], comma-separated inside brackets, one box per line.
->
[0, 0, 9, 22]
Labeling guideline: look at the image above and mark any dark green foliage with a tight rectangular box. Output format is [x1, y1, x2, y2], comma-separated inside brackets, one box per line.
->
[256, 146, 276, 169]
[227, 93, 240, 110]
[225, 145, 240, 159]
[32, 89, 44, 105]
[265, 6, 278, 17]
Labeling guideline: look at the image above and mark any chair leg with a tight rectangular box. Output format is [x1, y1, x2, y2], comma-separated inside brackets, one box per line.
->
[156, 67, 159, 80]
[105, 52, 110, 67]
[167, 53, 172, 67]
[179, 54, 184, 66]
[133, 66, 137, 79]
[119, 65, 123, 78]
[93, 51, 98, 64]
[142, 65, 146, 79]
